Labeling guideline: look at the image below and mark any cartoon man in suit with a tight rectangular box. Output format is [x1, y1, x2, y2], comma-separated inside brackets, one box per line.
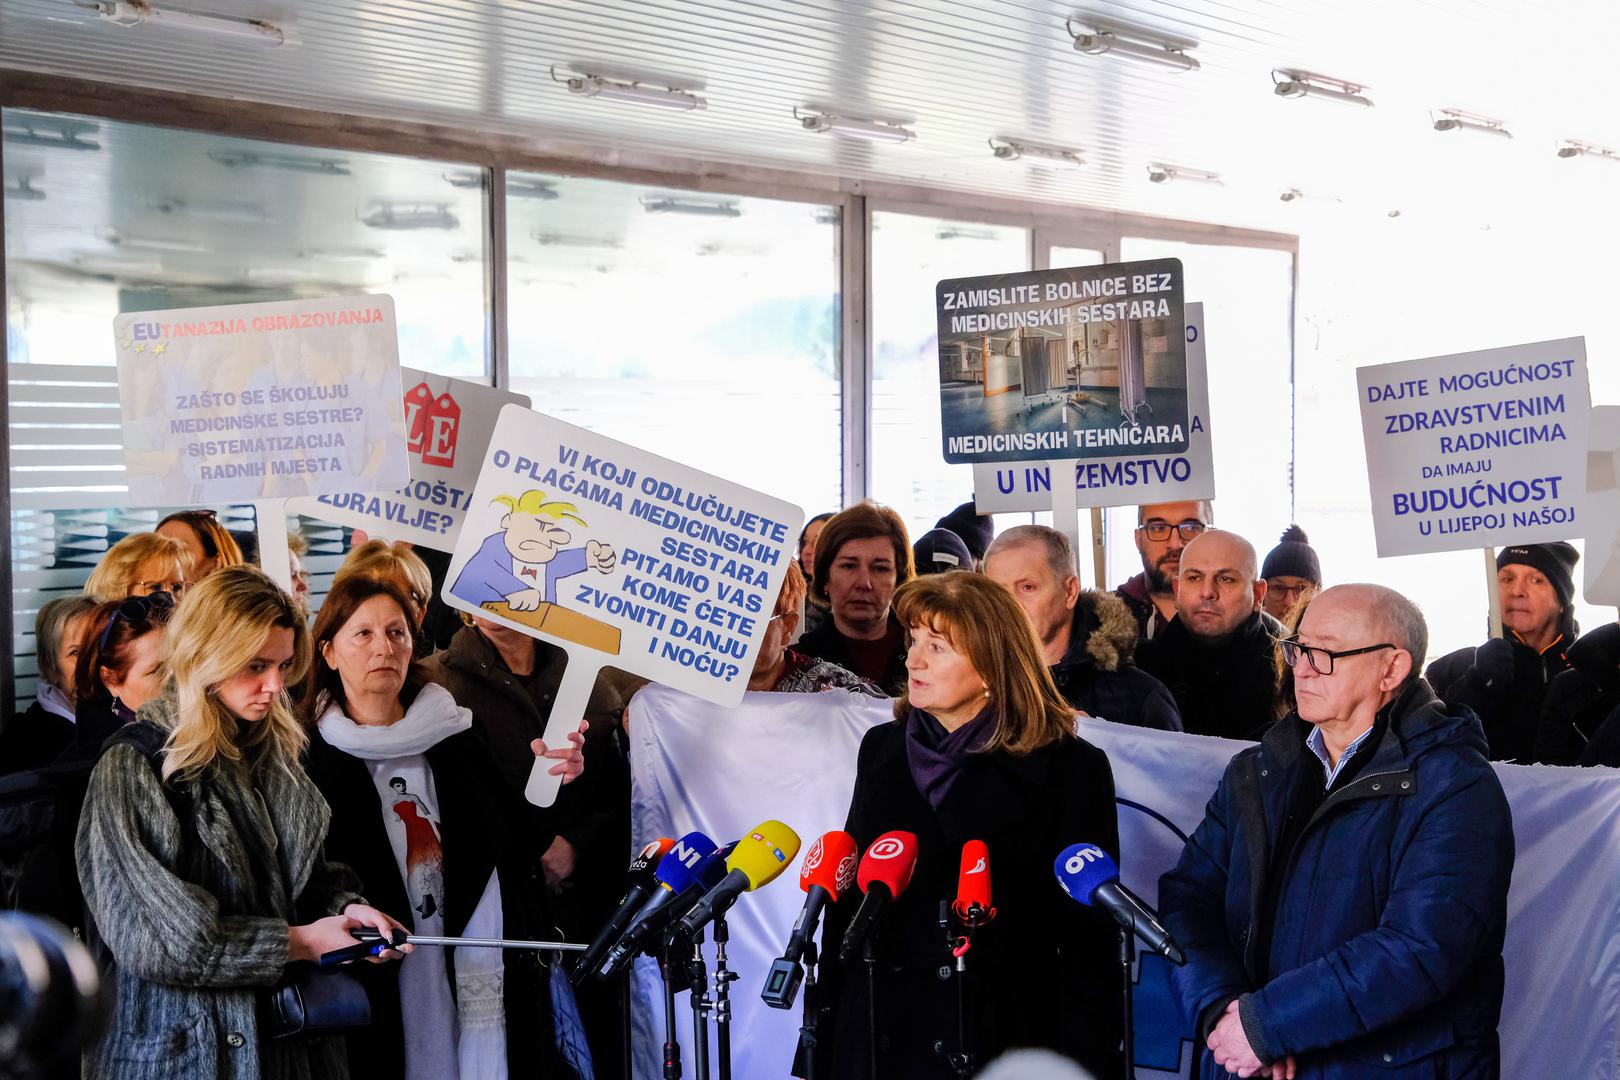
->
[451, 490, 615, 611]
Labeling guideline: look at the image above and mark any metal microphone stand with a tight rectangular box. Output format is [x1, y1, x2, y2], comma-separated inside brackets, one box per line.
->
[710, 914, 739, 1080]
[940, 902, 980, 1079]
[1119, 925, 1136, 1080]
[863, 935, 879, 1079]
[660, 939, 684, 1080]
[793, 939, 822, 1080]
[687, 929, 711, 1080]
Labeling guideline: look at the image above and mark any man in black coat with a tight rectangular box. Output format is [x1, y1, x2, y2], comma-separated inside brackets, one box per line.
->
[1136, 530, 1282, 740]
[1427, 542, 1579, 762]
[1534, 618, 1620, 766]
[985, 525, 1181, 730]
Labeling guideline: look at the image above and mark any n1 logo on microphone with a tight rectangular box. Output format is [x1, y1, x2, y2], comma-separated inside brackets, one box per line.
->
[868, 836, 907, 861]
[1064, 845, 1108, 875]
[671, 841, 706, 869]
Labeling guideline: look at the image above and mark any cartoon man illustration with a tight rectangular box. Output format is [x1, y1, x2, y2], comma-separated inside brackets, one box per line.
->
[451, 490, 615, 611]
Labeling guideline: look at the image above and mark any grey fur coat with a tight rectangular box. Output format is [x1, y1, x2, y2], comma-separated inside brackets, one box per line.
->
[76, 701, 366, 1080]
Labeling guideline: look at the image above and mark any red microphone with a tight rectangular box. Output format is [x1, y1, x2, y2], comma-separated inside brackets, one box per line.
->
[951, 840, 996, 928]
[839, 831, 920, 962]
[762, 830, 860, 1009]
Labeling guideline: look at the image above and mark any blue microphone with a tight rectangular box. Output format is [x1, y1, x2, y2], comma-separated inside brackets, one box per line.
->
[1053, 843, 1185, 965]
[597, 836, 733, 978]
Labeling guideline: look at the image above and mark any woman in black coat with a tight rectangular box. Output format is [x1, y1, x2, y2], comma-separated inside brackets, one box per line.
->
[820, 572, 1123, 1080]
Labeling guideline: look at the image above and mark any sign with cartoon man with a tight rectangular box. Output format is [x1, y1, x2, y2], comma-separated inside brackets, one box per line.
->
[445, 406, 803, 806]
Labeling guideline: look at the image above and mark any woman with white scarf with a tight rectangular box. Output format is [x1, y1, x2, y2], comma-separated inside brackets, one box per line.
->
[301, 575, 586, 1080]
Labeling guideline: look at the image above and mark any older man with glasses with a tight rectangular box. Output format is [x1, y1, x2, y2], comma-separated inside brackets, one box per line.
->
[1159, 583, 1513, 1080]
[1115, 500, 1214, 641]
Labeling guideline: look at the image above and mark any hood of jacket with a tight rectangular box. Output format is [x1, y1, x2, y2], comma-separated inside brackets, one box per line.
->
[1057, 590, 1140, 674]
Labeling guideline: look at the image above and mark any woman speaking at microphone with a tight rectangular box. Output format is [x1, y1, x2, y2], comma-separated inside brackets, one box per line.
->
[821, 572, 1123, 1079]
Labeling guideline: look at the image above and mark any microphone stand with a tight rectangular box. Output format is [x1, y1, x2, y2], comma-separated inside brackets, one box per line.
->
[660, 940, 684, 1080]
[940, 902, 976, 1079]
[1119, 926, 1135, 1080]
[687, 929, 711, 1080]
[863, 935, 879, 1080]
[620, 975, 634, 1080]
[794, 939, 821, 1080]
[711, 914, 738, 1080]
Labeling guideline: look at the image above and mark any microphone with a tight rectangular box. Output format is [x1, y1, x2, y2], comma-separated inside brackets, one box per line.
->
[760, 830, 858, 1010]
[1053, 843, 1185, 966]
[951, 839, 996, 929]
[670, 820, 802, 945]
[593, 831, 720, 979]
[571, 837, 675, 985]
[838, 831, 919, 964]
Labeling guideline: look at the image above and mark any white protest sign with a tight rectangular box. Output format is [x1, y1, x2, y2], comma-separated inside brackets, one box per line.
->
[442, 406, 803, 806]
[286, 369, 530, 552]
[973, 302, 1215, 512]
[112, 295, 408, 506]
[1357, 338, 1590, 557]
[1585, 406, 1620, 605]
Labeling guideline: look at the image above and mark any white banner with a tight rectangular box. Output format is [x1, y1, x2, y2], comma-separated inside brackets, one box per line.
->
[1585, 406, 1620, 605]
[627, 695, 1620, 1078]
[1356, 338, 1591, 557]
[973, 302, 1214, 513]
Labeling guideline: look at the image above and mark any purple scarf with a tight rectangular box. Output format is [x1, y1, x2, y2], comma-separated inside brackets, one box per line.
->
[904, 704, 996, 809]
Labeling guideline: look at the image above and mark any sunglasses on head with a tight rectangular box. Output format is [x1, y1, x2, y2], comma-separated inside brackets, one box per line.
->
[97, 591, 175, 654]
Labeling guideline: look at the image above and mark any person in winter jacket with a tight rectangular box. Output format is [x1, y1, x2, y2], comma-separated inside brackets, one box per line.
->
[1259, 525, 1321, 623]
[798, 502, 915, 696]
[1159, 584, 1513, 1079]
[1427, 542, 1579, 762]
[984, 525, 1180, 730]
[1534, 618, 1620, 766]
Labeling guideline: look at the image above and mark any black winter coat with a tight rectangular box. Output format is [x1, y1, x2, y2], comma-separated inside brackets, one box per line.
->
[305, 726, 567, 1080]
[796, 615, 909, 697]
[1052, 591, 1182, 731]
[1136, 612, 1281, 740]
[0, 701, 74, 776]
[1532, 623, 1620, 766]
[818, 721, 1124, 1080]
[1426, 631, 1573, 762]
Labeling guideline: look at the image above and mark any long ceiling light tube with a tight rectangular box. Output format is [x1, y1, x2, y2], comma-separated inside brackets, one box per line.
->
[990, 138, 1085, 169]
[1272, 69, 1373, 108]
[87, 1, 293, 47]
[1432, 109, 1512, 140]
[1147, 162, 1222, 185]
[1557, 140, 1620, 163]
[639, 195, 742, 218]
[1066, 20, 1199, 72]
[794, 108, 914, 144]
[553, 68, 706, 111]
[209, 149, 351, 175]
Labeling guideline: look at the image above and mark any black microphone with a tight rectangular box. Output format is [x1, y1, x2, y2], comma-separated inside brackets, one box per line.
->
[570, 837, 674, 986]
[838, 831, 919, 964]
[1054, 843, 1185, 965]
[597, 843, 734, 979]
[761, 830, 857, 1010]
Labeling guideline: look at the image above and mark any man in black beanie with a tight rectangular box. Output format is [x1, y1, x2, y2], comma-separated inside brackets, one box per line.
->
[1260, 525, 1322, 622]
[935, 499, 994, 570]
[1426, 541, 1579, 762]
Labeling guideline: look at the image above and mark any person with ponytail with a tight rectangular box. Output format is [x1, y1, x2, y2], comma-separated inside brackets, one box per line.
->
[76, 566, 407, 1080]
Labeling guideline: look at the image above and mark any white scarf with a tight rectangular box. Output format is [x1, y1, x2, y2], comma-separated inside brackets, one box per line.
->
[36, 682, 76, 723]
[317, 682, 472, 759]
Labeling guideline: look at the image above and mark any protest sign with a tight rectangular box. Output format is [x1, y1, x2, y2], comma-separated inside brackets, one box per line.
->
[936, 258, 1187, 465]
[442, 405, 802, 805]
[111, 295, 408, 506]
[1357, 338, 1590, 557]
[287, 369, 530, 551]
[1585, 406, 1620, 605]
[973, 302, 1214, 512]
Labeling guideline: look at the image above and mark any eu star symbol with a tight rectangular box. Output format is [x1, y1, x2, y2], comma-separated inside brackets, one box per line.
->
[119, 336, 133, 350]
[133, 342, 145, 353]
[152, 342, 167, 356]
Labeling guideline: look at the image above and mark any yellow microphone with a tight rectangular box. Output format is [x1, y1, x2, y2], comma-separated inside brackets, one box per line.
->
[669, 820, 801, 942]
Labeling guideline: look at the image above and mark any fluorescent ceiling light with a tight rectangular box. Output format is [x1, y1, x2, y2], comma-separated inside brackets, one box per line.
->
[532, 231, 622, 249]
[100, 228, 208, 254]
[298, 247, 384, 262]
[1272, 69, 1373, 108]
[794, 108, 914, 143]
[990, 138, 1084, 169]
[640, 195, 742, 218]
[209, 149, 350, 175]
[1432, 109, 1512, 139]
[508, 178, 559, 200]
[361, 202, 460, 230]
[1557, 140, 1620, 162]
[1147, 162, 1222, 185]
[443, 170, 483, 189]
[936, 227, 1000, 242]
[1067, 20, 1199, 72]
[148, 195, 269, 223]
[88, 1, 295, 47]
[3, 177, 46, 201]
[3, 116, 100, 151]
[1279, 189, 1305, 202]
[554, 67, 706, 111]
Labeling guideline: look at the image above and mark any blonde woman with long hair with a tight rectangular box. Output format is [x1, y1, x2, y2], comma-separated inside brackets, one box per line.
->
[819, 571, 1124, 1080]
[76, 565, 407, 1080]
[83, 530, 192, 603]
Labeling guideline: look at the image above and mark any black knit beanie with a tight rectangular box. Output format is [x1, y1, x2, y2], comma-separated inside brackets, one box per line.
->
[1261, 525, 1322, 583]
[1497, 542, 1579, 608]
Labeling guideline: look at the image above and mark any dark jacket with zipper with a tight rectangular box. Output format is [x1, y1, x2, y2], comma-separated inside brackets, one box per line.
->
[1135, 610, 1282, 740]
[796, 615, 909, 697]
[304, 725, 567, 1080]
[818, 721, 1124, 1080]
[1158, 681, 1513, 1079]
[1532, 622, 1620, 766]
[1427, 629, 1574, 763]
[1051, 590, 1182, 731]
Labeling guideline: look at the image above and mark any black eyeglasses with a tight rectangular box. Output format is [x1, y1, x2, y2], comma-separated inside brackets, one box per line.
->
[1136, 521, 1206, 543]
[1280, 637, 1396, 676]
[97, 591, 176, 653]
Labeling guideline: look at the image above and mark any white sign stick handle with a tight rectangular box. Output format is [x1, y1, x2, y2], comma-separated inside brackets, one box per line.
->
[1089, 508, 1107, 592]
[255, 499, 293, 593]
[1484, 546, 1503, 639]
[525, 656, 604, 808]
[1049, 459, 1082, 581]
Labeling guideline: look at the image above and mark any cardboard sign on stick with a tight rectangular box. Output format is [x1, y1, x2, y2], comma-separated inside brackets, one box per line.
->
[1584, 406, 1620, 605]
[443, 406, 803, 806]
[112, 295, 408, 506]
[973, 301, 1214, 512]
[1356, 338, 1590, 557]
[287, 369, 531, 552]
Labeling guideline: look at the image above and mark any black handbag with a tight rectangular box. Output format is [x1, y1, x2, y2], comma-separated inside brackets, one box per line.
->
[264, 962, 372, 1040]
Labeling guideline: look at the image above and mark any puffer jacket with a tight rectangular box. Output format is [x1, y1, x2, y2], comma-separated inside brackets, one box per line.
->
[1532, 622, 1620, 766]
[1049, 590, 1182, 730]
[1159, 681, 1514, 1079]
[76, 692, 367, 1080]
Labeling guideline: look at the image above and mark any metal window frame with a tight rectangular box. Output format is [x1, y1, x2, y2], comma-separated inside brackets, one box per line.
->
[0, 70, 1300, 702]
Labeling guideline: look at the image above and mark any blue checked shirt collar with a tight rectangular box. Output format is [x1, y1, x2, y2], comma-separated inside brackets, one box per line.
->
[1306, 723, 1377, 789]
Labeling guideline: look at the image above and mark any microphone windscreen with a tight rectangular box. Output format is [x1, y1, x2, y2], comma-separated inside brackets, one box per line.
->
[1053, 843, 1120, 905]
[727, 820, 802, 890]
[635, 837, 676, 869]
[655, 831, 719, 891]
[800, 831, 859, 902]
[694, 842, 736, 890]
[953, 839, 992, 917]
[856, 831, 920, 898]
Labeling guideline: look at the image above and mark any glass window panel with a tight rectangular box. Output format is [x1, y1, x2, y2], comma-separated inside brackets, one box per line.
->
[871, 212, 1030, 543]
[1050, 245, 1105, 269]
[5, 108, 491, 701]
[505, 174, 842, 521]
